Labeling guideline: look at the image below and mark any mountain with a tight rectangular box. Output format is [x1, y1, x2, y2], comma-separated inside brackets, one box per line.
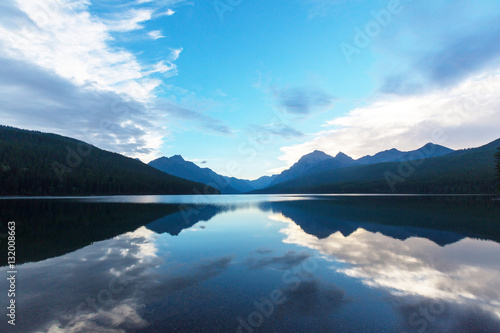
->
[149, 155, 277, 194]
[254, 138, 499, 194]
[148, 143, 455, 193]
[0, 125, 219, 196]
[356, 143, 454, 165]
[248, 175, 277, 189]
[268, 150, 345, 186]
[334, 152, 355, 165]
[149, 155, 242, 193]
[267, 143, 454, 188]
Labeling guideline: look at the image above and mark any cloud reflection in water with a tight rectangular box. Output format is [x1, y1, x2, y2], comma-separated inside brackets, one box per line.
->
[1, 226, 234, 333]
[270, 212, 500, 322]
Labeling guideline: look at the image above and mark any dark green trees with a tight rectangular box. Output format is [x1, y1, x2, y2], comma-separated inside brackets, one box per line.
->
[0, 125, 219, 196]
[496, 147, 500, 192]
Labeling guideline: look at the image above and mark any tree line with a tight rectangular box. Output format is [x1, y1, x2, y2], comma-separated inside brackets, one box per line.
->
[496, 147, 500, 192]
[0, 126, 218, 196]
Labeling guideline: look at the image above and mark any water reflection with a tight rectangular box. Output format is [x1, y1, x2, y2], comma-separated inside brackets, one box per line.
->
[0, 195, 499, 332]
[0, 200, 181, 264]
[0, 226, 237, 332]
[259, 198, 500, 330]
[273, 212, 500, 318]
[259, 197, 500, 244]
[3, 227, 160, 332]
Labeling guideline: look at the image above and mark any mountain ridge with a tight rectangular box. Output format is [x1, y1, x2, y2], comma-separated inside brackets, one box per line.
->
[148, 142, 457, 193]
[0, 125, 219, 196]
[252, 138, 499, 194]
[149, 155, 277, 194]
[4, 124, 495, 196]
[356, 142, 454, 165]
[267, 142, 455, 187]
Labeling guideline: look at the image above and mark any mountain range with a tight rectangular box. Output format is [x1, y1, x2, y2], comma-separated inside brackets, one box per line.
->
[149, 155, 276, 193]
[265, 143, 454, 187]
[150, 139, 499, 194]
[254, 139, 499, 194]
[1, 125, 498, 195]
[149, 142, 469, 194]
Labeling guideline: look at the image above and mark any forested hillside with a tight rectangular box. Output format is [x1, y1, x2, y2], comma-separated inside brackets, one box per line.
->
[496, 147, 500, 192]
[0, 126, 219, 196]
[255, 138, 500, 194]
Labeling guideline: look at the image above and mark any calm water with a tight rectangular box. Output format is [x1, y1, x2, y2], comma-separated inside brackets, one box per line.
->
[1, 195, 500, 332]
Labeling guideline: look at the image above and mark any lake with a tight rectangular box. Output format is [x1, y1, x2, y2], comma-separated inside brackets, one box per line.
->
[1, 194, 500, 332]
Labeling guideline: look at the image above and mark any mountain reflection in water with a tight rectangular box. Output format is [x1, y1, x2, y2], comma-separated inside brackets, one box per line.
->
[0, 195, 499, 332]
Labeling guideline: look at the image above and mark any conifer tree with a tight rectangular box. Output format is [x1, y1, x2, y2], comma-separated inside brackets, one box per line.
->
[496, 147, 500, 192]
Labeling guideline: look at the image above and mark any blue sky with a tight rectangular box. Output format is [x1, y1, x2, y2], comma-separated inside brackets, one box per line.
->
[1, 0, 500, 179]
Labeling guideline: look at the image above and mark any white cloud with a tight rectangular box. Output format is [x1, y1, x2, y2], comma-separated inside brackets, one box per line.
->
[148, 30, 165, 39]
[144, 61, 177, 76]
[105, 8, 154, 32]
[169, 47, 183, 61]
[0, 0, 167, 101]
[0, 55, 168, 162]
[276, 71, 500, 168]
[162, 8, 175, 16]
[142, 48, 183, 78]
[0, 0, 194, 162]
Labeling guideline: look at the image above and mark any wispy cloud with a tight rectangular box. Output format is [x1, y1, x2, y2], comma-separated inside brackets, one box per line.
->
[144, 60, 177, 76]
[380, 20, 500, 95]
[0, 0, 164, 101]
[103, 4, 173, 32]
[0, 56, 166, 158]
[273, 86, 335, 115]
[105, 8, 154, 32]
[0, 0, 230, 162]
[382, 22, 500, 94]
[248, 123, 305, 140]
[159, 8, 176, 16]
[276, 71, 500, 168]
[372, 1, 500, 95]
[169, 47, 183, 61]
[148, 30, 165, 39]
[154, 101, 234, 135]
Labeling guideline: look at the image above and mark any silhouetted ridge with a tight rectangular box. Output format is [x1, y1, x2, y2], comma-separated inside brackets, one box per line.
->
[0, 125, 218, 196]
[149, 155, 278, 193]
[253, 138, 498, 194]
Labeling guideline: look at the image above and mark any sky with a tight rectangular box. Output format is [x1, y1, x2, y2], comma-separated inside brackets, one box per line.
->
[1, 0, 500, 180]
